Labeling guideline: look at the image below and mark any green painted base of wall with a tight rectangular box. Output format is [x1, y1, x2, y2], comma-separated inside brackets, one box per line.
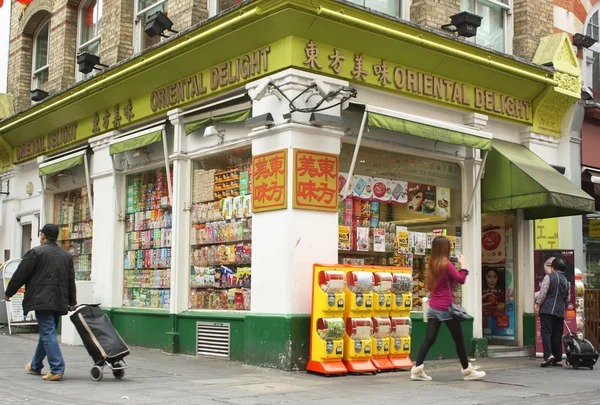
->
[523, 312, 536, 347]
[470, 338, 488, 358]
[108, 308, 171, 351]
[410, 313, 475, 361]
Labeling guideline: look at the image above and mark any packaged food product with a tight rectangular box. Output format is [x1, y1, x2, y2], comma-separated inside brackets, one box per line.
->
[347, 271, 374, 293]
[317, 318, 345, 340]
[392, 273, 413, 293]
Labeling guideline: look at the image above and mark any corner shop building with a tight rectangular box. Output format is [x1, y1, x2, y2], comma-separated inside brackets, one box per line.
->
[0, 0, 594, 370]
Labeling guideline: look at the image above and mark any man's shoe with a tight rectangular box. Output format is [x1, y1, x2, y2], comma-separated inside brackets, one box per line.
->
[410, 364, 432, 381]
[541, 355, 555, 368]
[42, 372, 63, 381]
[462, 364, 486, 380]
[25, 363, 41, 375]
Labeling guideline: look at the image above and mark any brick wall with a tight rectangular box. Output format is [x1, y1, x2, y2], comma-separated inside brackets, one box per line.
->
[100, 0, 134, 66]
[411, 0, 460, 31]
[169, 0, 208, 34]
[513, 0, 554, 60]
[47, 0, 77, 91]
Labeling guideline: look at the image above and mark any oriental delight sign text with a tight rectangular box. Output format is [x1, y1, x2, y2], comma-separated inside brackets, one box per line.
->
[252, 149, 287, 212]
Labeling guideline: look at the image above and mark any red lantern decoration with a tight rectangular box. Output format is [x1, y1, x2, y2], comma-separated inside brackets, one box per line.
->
[16, 0, 34, 5]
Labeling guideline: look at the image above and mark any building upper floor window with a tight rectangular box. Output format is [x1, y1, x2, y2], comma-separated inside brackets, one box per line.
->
[460, 0, 511, 53]
[136, 0, 168, 52]
[345, 0, 408, 19]
[78, 0, 102, 81]
[585, 8, 600, 100]
[207, 0, 245, 17]
[32, 19, 50, 90]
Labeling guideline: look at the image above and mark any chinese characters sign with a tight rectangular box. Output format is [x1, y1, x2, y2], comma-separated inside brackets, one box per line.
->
[293, 149, 338, 212]
[252, 149, 287, 212]
[298, 38, 532, 124]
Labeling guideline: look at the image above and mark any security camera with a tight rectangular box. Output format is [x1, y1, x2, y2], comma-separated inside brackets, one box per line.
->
[311, 79, 332, 99]
[582, 86, 595, 101]
[249, 80, 273, 101]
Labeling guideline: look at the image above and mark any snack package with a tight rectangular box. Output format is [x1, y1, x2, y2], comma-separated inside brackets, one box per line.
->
[356, 227, 370, 251]
[390, 180, 408, 204]
[436, 187, 450, 218]
[372, 178, 392, 202]
[233, 196, 243, 219]
[242, 194, 252, 218]
[422, 185, 437, 215]
[353, 175, 374, 200]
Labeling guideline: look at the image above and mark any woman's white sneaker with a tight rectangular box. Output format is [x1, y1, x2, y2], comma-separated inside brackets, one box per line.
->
[410, 364, 432, 381]
[461, 364, 486, 380]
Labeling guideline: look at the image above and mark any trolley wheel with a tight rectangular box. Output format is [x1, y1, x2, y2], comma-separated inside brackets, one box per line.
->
[112, 362, 125, 379]
[91, 365, 103, 381]
[589, 365, 594, 370]
[572, 364, 578, 370]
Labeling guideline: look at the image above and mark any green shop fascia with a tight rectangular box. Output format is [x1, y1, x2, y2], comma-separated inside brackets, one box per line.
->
[0, 0, 585, 370]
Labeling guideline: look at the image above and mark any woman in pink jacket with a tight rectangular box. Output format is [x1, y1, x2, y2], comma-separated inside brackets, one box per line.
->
[411, 236, 486, 381]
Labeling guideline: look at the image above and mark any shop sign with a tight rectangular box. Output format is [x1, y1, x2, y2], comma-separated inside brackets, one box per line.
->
[534, 218, 560, 248]
[589, 219, 600, 238]
[16, 123, 78, 161]
[292, 149, 339, 212]
[252, 149, 287, 212]
[298, 39, 533, 124]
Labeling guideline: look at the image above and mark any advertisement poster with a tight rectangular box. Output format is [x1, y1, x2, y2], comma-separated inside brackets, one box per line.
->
[338, 226, 350, 251]
[534, 249, 577, 357]
[482, 266, 506, 317]
[407, 183, 425, 213]
[481, 215, 506, 264]
[436, 187, 450, 218]
[2, 259, 36, 327]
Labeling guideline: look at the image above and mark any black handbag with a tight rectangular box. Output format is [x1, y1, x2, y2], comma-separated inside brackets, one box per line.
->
[447, 273, 469, 321]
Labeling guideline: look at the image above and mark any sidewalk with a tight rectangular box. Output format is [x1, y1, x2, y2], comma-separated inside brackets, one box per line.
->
[0, 332, 598, 405]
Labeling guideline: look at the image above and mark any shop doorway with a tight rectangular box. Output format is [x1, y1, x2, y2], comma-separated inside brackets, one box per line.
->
[21, 223, 32, 257]
[481, 212, 518, 346]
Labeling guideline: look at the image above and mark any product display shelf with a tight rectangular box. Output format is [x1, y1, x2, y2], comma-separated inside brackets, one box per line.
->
[191, 239, 251, 247]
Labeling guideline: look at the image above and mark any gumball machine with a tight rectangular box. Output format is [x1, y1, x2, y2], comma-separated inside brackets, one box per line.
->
[389, 316, 413, 369]
[308, 265, 348, 375]
[370, 317, 394, 371]
[344, 271, 374, 318]
[343, 317, 377, 373]
[372, 272, 393, 316]
[391, 272, 413, 314]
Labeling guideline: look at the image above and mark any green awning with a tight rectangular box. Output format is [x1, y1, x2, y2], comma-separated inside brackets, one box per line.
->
[39, 154, 84, 176]
[185, 109, 251, 135]
[367, 111, 492, 150]
[482, 140, 595, 219]
[109, 128, 163, 155]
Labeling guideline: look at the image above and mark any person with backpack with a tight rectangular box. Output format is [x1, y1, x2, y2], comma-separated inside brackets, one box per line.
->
[410, 236, 486, 381]
[535, 256, 571, 367]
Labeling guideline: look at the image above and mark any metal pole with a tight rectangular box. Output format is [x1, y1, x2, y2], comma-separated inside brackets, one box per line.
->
[162, 129, 173, 206]
[83, 153, 93, 219]
[342, 109, 368, 201]
[463, 150, 488, 221]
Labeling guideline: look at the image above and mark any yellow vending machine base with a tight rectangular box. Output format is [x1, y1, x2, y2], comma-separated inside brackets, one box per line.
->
[307, 360, 348, 376]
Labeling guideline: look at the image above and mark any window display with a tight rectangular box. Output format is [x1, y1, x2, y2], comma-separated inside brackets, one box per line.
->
[54, 188, 93, 281]
[122, 168, 172, 308]
[338, 146, 463, 311]
[189, 151, 252, 311]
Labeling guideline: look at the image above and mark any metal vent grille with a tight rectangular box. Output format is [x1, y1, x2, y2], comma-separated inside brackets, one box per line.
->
[196, 322, 230, 358]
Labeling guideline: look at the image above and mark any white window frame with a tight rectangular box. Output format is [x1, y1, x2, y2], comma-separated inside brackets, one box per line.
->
[342, 0, 410, 20]
[32, 19, 50, 90]
[463, 0, 513, 55]
[134, 0, 168, 53]
[583, 4, 600, 93]
[208, 0, 218, 18]
[76, 0, 102, 82]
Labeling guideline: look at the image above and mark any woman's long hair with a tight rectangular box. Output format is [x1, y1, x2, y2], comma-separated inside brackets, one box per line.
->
[426, 236, 451, 291]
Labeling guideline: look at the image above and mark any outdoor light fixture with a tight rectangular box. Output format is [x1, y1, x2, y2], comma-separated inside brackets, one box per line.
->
[309, 112, 344, 128]
[244, 113, 274, 130]
[77, 52, 108, 74]
[145, 11, 178, 38]
[30, 88, 49, 102]
[442, 11, 482, 38]
[203, 125, 225, 138]
[133, 147, 148, 157]
[573, 33, 597, 49]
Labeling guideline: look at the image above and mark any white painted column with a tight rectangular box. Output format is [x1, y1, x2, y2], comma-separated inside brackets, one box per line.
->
[251, 124, 343, 315]
[516, 209, 534, 345]
[461, 152, 483, 339]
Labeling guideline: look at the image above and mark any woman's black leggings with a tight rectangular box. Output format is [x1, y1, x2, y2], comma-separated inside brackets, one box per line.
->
[415, 317, 469, 369]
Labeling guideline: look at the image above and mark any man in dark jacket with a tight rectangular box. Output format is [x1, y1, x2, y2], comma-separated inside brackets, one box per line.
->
[4, 224, 77, 381]
[535, 256, 571, 367]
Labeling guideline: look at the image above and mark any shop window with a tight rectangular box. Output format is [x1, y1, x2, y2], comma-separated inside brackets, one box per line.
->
[32, 19, 50, 90]
[583, 215, 600, 289]
[78, 0, 102, 81]
[189, 149, 252, 311]
[345, 0, 407, 19]
[460, 0, 510, 53]
[338, 145, 463, 312]
[584, 8, 600, 101]
[207, 0, 245, 17]
[53, 188, 93, 281]
[136, 0, 168, 52]
[122, 168, 172, 308]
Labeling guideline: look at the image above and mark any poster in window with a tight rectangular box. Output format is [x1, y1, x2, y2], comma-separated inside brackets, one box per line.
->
[372, 177, 392, 203]
[389, 180, 408, 204]
[481, 215, 505, 264]
[407, 183, 424, 213]
[482, 266, 506, 317]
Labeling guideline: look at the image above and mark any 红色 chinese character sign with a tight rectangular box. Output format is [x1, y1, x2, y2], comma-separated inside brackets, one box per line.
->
[293, 149, 338, 212]
[252, 149, 287, 212]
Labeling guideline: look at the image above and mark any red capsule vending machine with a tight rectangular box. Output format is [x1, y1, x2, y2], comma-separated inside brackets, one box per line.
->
[307, 265, 348, 376]
[389, 269, 414, 369]
[343, 270, 377, 373]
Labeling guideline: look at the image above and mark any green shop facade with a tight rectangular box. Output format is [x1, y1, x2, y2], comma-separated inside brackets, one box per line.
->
[0, 0, 594, 370]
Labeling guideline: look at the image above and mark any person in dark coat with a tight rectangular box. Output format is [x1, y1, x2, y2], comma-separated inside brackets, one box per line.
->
[535, 256, 571, 367]
[4, 224, 77, 381]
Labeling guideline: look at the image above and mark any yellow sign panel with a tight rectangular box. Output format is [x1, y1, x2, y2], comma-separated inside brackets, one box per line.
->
[534, 218, 560, 249]
[590, 219, 600, 238]
[292, 149, 339, 212]
[293, 38, 533, 124]
[251, 149, 287, 212]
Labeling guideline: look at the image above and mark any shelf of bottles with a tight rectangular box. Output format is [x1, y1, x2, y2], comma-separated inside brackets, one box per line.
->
[189, 161, 253, 311]
[122, 168, 173, 309]
[54, 188, 93, 281]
